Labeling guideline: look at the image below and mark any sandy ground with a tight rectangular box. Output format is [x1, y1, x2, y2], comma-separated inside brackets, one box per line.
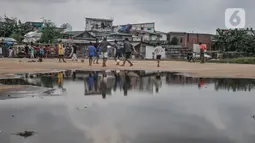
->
[0, 58, 255, 79]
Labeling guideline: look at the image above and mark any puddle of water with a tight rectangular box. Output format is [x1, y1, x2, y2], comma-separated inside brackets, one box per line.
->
[0, 70, 255, 143]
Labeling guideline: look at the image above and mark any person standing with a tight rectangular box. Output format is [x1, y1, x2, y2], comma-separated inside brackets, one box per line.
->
[39, 45, 44, 58]
[88, 42, 96, 66]
[98, 37, 113, 67]
[69, 45, 73, 58]
[121, 38, 136, 67]
[71, 44, 78, 61]
[45, 45, 49, 59]
[199, 42, 206, 63]
[58, 40, 66, 63]
[8, 47, 13, 58]
[38, 45, 44, 62]
[30, 45, 35, 59]
[154, 43, 164, 67]
[25, 44, 29, 58]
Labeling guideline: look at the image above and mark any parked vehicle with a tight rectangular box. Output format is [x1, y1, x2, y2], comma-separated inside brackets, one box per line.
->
[193, 53, 212, 59]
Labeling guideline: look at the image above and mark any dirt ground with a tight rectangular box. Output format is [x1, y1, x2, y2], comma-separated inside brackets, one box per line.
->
[0, 58, 255, 79]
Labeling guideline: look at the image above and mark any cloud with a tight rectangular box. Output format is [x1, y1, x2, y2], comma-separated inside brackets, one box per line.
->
[0, 0, 254, 33]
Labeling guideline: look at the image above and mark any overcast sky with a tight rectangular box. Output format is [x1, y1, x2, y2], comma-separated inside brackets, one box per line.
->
[0, 0, 254, 34]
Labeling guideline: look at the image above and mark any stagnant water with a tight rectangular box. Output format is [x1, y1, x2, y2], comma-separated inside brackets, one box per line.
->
[0, 70, 255, 143]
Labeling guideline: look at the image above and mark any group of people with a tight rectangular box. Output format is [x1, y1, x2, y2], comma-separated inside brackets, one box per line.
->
[86, 37, 165, 68]
[86, 37, 137, 67]
[24, 44, 58, 59]
[7, 37, 166, 67]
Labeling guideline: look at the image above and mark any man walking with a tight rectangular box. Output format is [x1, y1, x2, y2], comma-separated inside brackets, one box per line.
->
[88, 42, 96, 66]
[58, 40, 66, 63]
[98, 37, 112, 67]
[71, 44, 78, 61]
[113, 40, 122, 65]
[121, 38, 136, 67]
[154, 43, 164, 67]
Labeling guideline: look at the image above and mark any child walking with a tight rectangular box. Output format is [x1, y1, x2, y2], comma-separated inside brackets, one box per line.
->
[154, 43, 164, 67]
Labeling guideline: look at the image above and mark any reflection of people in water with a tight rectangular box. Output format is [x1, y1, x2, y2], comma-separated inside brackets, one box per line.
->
[100, 72, 107, 99]
[198, 78, 205, 89]
[123, 71, 131, 96]
[113, 70, 121, 91]
[87, 73, 94, 91]
[155, 72, 162, 93]
[57, 72, 63, 88]
[93, 71, 99, 91]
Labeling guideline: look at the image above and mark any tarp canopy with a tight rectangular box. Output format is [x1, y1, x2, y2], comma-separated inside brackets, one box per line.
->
[23, 38, 39, 43]
[23, 31, 42, 43]
[24, 31, 42, 38]
[0, 37, 17, 43]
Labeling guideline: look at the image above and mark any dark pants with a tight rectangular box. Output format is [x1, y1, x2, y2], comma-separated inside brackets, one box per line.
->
[115, 50, 122, 59]
[200, 50, 205, 63]
[187, 53, 193, 62]
[124, 52, 132, 60]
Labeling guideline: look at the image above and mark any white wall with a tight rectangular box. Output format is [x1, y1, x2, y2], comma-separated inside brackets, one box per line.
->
[160, 33, 167, 41]
[193, 44, 207, 53]
[151, 35, 157, 41]
[145, 45, 155, 59]
[143, 34, 150, 41]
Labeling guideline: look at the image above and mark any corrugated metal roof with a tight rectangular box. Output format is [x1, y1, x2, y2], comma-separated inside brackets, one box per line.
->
[64, 31, 84, 36]
[85, 17, 113, 22]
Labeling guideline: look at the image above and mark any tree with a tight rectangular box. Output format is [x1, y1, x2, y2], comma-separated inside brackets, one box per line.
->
[60, 23, 72, 32]
[213, 28, 255, 56]
[11, 20, 33, 42]
[0, 16, 17, 37]
[170, 36, 179, 45]
[40, 20, 63, 43]
[0, 16, 33, 42]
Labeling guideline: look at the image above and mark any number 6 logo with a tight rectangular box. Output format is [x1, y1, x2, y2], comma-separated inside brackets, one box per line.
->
[225, 8, 245, 29]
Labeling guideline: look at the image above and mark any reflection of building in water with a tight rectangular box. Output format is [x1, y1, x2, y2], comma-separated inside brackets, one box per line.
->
[165, 73, 255, 92]
[165, 73, 201, 85]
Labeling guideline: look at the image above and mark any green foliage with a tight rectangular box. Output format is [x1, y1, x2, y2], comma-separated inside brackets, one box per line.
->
[0, 16, 17, 37]
[208, 57, 255, 64]
[0, 15, 63, 43]
[213, 28, 255, 54]
[0, 16, 33, 42]
[170, 36, 179, 45]
[39, 20, 63, 43]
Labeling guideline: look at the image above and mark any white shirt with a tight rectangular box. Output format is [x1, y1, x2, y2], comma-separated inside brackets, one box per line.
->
[154, 46, 163, 55]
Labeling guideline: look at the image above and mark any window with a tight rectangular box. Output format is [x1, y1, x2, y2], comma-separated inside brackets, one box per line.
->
[180, 38, 183, 43]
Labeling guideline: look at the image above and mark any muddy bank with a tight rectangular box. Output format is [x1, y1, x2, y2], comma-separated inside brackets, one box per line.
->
[0, 85, 25, 93]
